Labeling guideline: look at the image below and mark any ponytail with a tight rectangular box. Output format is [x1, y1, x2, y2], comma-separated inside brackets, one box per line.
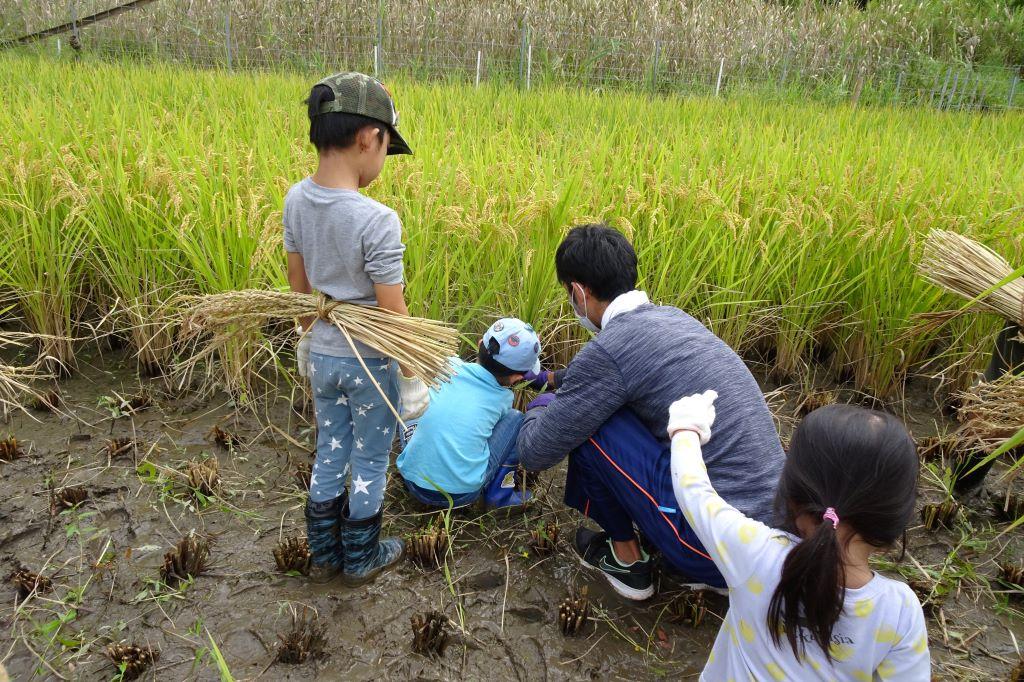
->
[767, 514, 846, 661]
[769, 405, 920, 664]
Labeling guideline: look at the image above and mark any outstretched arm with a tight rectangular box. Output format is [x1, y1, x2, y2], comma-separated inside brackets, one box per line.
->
[668, 392, 783, 587]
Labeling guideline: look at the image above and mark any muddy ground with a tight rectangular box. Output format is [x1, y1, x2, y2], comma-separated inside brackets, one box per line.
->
[1, 349, 1022, 681]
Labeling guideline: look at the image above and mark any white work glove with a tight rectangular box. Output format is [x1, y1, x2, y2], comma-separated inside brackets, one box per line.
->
[296, 329, 312, 378]
[667, 390, 718, 445]
[399, 374, 430, 420]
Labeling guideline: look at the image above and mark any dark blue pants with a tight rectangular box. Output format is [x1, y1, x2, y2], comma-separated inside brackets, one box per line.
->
[564, 409, 725, 588]
[403, 410, 524, 507]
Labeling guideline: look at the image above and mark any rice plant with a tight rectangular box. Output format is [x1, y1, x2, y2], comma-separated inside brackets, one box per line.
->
[0, 54, 1021, 401]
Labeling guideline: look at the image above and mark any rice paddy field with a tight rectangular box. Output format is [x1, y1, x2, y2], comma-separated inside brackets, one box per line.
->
[1, 53, 1023, 680]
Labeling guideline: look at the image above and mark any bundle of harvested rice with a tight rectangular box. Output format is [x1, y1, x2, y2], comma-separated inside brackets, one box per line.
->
[957, 375, 1024, 447]
[917, 230, 1024, 325]
[0, 334, 52, 415]
[174, 290, 459, 407]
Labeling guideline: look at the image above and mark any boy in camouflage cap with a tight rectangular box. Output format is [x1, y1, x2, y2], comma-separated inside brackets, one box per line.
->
[284, 72, 426, 585]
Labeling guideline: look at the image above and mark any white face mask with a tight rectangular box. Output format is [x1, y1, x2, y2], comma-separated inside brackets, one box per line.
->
[570, 283, 601, 334]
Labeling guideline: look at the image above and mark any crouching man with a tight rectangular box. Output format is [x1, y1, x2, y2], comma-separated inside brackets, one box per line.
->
[517, 224, 784, 600]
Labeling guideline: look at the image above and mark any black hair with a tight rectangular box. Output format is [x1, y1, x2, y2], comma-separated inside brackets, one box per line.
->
[305, 84, 387, 152]
[767, 404, 918, 662]
[477, 339, 518, 379]
[555, 224, 638, 301]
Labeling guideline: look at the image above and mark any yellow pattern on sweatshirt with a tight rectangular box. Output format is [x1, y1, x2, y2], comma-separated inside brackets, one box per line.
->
[669, 431, 931, 682]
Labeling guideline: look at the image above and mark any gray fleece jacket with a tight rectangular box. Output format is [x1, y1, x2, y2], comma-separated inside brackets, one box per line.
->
[517, 303, 784, 524]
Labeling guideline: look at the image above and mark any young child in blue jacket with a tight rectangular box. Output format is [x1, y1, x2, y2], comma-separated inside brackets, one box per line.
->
[397, 318, 541, 508]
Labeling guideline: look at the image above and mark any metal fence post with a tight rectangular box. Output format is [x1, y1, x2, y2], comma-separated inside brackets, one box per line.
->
[475, 50, 482, 87]
[946, 71, 960, 110]
[224, 9, 232, 70]
[1009, 74, 1019, 108]
[956, 72, 970, 110]
[935, 67, 952, 109]
[526, 41, 532, 90]
[893, 69, 905, 105]
[650, 40, 661, 92]
[967, 75, 979, 110]
[68, 1, 80, 51]
[928, 71, 940, 107]
[851, 65, 865, 105]
[517, 16, 525, 88]
[779, 51, 790, 87]
[376, 0, 384, 77]
[715, 57, 724, 96]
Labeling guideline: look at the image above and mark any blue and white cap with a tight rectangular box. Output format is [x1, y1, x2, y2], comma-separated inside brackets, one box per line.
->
[482, 318, 542, 374]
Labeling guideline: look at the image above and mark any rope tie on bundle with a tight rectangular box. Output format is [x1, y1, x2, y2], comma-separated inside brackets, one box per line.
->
[314, 292, 407, 430]
[315, 293, 342, 321]
[174, 290, 459, 429]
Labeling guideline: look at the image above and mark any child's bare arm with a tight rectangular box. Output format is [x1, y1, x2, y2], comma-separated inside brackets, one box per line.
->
[288, 252, 315, 330]
[374, 282, 409, 317]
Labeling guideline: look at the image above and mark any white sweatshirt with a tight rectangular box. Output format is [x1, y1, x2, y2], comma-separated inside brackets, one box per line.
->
[670, 432, 930, 681]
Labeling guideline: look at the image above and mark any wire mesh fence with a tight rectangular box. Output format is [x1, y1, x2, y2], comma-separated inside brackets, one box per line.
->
[14, 5, 1024, 112]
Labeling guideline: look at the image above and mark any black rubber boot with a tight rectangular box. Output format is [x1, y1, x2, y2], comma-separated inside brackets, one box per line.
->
[340, 503, 404, 587]
[304, 491, 346, 582]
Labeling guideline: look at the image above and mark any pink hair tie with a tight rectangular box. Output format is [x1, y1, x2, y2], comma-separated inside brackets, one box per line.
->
[822, 507, 840, 529]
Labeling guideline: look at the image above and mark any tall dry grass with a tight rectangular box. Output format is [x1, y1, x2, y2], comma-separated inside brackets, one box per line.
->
[5, 0, 1023, 81]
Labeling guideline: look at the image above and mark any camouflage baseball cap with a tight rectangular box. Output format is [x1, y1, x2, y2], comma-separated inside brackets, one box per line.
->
[313, 72, 412, 155]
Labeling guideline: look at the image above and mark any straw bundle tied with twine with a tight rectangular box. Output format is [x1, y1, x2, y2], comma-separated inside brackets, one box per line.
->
[174, 290, 459, 422]
[917, 230, 1024, 326]
[957, 375, 1024, 448]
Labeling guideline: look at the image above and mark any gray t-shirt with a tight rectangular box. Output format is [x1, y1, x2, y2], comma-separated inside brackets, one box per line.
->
[283, 178, 405, 358]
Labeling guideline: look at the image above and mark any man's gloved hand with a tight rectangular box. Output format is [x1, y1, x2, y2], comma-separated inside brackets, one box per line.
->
[399, 374, 430, 420]
[522, 369, 554, 391]
[667, 390, 718, 445]
[526, 393, 557, 411]
[296, 329, 312, 378]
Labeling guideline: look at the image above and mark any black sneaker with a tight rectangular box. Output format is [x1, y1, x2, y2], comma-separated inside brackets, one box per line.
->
[574, 527, 654, 601]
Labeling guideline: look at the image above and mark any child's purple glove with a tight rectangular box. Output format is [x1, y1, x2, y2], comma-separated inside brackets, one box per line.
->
[523, 369, 553, 390]
[526, 393, 557, 410]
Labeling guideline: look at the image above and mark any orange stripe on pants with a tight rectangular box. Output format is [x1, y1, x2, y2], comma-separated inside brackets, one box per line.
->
[587, 437, 712, 562]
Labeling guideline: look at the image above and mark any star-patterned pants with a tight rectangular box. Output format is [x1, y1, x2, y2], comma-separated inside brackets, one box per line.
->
[308, 352, 399, 519]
